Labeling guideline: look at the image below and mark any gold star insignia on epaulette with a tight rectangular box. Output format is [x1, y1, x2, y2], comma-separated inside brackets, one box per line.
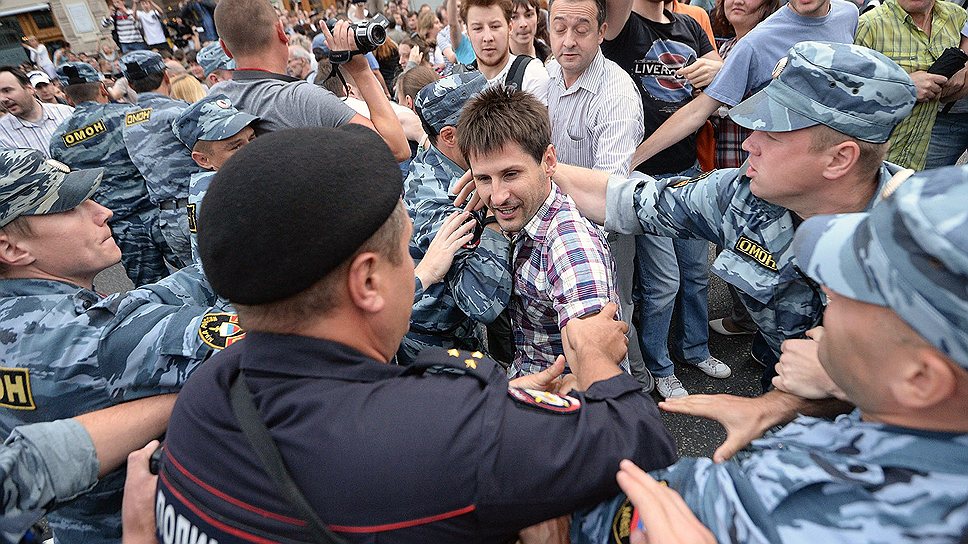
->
[448, 349, 460, 357]
[471, 351, 484, 359]
[465, 358, 477, 369]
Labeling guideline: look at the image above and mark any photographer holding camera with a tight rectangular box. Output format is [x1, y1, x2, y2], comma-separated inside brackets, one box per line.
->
[210, 0, 409, 162]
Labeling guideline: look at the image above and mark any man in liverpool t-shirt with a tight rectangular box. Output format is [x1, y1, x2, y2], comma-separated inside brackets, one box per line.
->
[601, 0, 729, 398]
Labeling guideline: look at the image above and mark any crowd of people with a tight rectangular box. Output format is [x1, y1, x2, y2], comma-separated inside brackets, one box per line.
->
[0, 0, 967, 541]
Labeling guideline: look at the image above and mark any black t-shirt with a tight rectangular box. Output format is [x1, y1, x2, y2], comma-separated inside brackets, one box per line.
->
[602, 10, 712, 176]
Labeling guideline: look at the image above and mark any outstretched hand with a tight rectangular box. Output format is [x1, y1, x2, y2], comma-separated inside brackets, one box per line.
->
[509, 355, 579, 396]
[616, 459, 716, 544]
[414, 210, 477, 288]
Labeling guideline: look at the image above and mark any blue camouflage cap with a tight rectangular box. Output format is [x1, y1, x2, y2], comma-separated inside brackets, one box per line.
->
[197, 42, 235, 77]
[0, 148, 103, 228]
[173, 94, 259, 151]
[120, 50, 167, 80]
[414, 71, 487, 133]
[56, 62, 103, 86]
[729, 41, 916, 144]
[311, 33, 331, 59]
[794, 165, 968, 368]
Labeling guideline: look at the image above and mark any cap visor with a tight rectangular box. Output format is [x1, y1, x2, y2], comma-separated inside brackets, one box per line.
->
[200, 113, 260, 143]
[26, 167, 103, 217]
[794, 213, 888, 307]
[728, 87, 820, 133]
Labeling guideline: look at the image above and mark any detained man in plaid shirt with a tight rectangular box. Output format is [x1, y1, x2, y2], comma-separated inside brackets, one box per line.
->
[457, 86, 628, 379]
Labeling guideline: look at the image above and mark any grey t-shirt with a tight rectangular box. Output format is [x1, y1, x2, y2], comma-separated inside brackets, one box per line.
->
[211, 75, 358, 133]
[704, 0, 859, 107]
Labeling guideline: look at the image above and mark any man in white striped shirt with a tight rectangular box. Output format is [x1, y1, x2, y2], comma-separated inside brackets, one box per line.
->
[545, 0, 652, 391]
[0, 67, 73, 158]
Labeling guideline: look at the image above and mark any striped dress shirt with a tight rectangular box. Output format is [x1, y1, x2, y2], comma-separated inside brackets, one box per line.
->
[855, 0, 968, 170]
[546, 50, 644, 175]
[0, 101, 74, 158]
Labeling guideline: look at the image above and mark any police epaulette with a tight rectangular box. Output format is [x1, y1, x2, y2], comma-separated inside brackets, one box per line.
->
[407, 348, 496, 385]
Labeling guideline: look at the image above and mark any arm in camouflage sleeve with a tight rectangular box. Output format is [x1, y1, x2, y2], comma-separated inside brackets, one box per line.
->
[602, 169, 735, 246]
[94, 265, 235, 400]
[446, 228, 512, 325]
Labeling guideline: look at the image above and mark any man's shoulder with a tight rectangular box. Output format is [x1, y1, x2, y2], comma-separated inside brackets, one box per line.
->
[43, 102, 74, 116]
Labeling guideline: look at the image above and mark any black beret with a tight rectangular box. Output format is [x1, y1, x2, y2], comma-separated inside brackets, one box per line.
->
[198, 125, 403, 305]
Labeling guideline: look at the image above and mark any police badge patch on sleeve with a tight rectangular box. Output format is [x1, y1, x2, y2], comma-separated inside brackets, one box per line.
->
[0, 367, 36, 410]
[508, 387, 581, 414]
[198, 312, 246, 350]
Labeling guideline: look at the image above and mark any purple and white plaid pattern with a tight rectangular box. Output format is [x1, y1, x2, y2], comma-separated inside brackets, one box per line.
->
[507, 183, 624, 378]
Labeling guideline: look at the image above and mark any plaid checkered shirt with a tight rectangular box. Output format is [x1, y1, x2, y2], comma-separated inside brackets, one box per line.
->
[507, 183, 628, 379]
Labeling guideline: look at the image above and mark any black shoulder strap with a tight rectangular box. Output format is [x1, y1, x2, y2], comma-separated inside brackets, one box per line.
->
[505, 54, 534, 91]
[230, 69, 301, 83]
[230, 374, 348, 544]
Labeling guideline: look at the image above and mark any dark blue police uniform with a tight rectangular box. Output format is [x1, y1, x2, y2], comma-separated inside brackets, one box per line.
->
[158, 332, 677, 543]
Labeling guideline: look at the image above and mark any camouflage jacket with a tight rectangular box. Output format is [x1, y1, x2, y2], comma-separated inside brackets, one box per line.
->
[604, 163, 902, 355]
[122, 92, 199, 204]
[0, 420, 96, 544]
[573, 411, 968, 543]
[187, 169, 215, 266]
[402, 145, 512, 356]
[49, 101, 153, 222]
[0, 265, 238, 544]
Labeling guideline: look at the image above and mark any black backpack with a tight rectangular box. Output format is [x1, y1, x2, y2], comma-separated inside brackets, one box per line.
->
[456, 54, 534, 91]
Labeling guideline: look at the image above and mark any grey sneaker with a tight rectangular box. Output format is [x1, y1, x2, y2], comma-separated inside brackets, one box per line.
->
[693, 356, 732, 379]
[656, 374, 689, 399]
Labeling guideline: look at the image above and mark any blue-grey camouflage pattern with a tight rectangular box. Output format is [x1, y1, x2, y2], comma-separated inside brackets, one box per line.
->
[49, 101, 171, 286]
[196, 42, 235, 77]
[0, 419, 97, 544]
[172, 94, 259, 152]
[795, 164, 968, 370]
[187, 170, 215, 267]
[119, 50, 167, 80]
[573, 410, 968, 543]
[604, 162, 902, 357]
[729, 41, 916, 144]
[413, 71, 486, 133]
[0, 148, 101, 227]
[0, 264, 236, 544]
[400, 144, 512, 364]
[123, 92, 202, 268]
[54, 62, 101, 86]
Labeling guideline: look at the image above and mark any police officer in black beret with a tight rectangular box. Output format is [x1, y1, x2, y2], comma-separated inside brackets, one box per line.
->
[156, 125, 677, 543]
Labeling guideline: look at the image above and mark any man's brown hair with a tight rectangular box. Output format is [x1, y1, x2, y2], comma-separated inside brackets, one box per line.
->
[809, 124, 889, 180]
[63, 82, 102, 105]
[215, 0, 280, 57]
[457, 86, 550, 164]
[234, 201, 408, 333]
[461, 0, 513, 23]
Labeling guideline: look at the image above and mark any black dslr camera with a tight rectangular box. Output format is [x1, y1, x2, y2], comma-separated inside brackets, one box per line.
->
[326, 14, 389, 55]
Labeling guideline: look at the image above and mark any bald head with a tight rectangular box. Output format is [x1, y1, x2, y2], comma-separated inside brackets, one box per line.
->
[215, 0, 280, 57]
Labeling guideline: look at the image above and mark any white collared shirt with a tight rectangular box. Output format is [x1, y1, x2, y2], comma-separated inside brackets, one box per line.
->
[546, 49, 644, 176]
[0, 101, 74, 158]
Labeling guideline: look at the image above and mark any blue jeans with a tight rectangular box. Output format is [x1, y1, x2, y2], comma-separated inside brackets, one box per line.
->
[634, 166, 710, 378]
[925, 111, 968, 169]
[120, 41, 149, 54]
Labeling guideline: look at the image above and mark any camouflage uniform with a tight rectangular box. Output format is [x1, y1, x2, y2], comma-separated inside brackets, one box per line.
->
[196, 41, 235, 78]
[172, 94, 259, 267]
[573, 164, 968, 544]
[402, 145, 513, 364]
[401, 71, 513, 364]
[121, 51, 201, 268]
[0, 148, 240, 544]
[48, 62, 170, 287]
[1, 419, 96, 544]
[604, 42, 917, 358]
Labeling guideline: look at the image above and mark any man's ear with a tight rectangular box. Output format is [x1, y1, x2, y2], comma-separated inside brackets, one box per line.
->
[0, 231, 36, 268]
[543, 143, 558, 179]
[191, 150, 214, 170]
[438, 125, 458, 148]
[219, 38, 234, 59]
[892, 347, 958, 410]
[275, 20, 290, 45]
[345, 252, 386, 314]
[822, 140, 861, 180]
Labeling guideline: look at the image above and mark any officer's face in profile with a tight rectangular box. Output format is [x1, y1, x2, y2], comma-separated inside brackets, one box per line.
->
[742, 127, 825, 208]
[469, 142, 555, 234]
[2, 200, 121, 285]
[192, 125, 257, 171]
[375, 205, 417, 357]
